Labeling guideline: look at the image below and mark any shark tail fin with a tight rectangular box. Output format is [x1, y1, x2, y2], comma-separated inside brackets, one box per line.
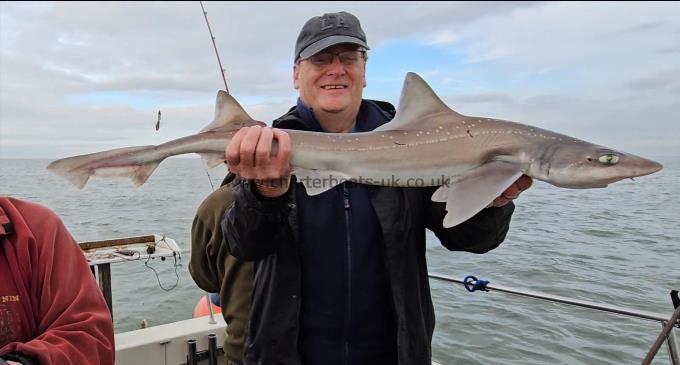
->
[199, 90, 261, 133]
[47, 146, 163, 189]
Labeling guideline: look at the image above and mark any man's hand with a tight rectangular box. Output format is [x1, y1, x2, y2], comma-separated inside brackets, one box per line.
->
[487, 174, 533, 208]
[225, 126, 292, 198]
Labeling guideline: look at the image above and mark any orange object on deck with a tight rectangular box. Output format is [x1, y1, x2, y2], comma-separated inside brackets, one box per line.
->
[192, 293, 222, 318]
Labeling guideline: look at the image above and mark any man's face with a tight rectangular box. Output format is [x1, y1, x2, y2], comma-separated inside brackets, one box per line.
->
[293, 44, 367, 117]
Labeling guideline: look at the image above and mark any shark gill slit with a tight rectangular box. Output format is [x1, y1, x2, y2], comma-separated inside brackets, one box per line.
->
[538, 142, 560, 178]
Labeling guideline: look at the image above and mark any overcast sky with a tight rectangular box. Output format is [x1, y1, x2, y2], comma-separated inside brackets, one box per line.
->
[1, 1, 679, 159]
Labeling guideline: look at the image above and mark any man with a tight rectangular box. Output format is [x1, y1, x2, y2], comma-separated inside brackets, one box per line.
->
[0, 196, 115, 365]
[223, 11, 532, 365]
[189, 173, 254, 365]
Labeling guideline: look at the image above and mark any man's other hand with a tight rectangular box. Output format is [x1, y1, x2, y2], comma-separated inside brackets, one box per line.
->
[487, 174, 533, 208]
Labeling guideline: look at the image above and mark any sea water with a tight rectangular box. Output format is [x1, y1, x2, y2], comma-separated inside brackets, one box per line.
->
[1, 157, 678, 364]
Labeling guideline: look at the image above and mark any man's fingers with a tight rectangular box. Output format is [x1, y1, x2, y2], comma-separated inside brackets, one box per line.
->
[500, 174, 533, 201]
[239, 126, 262, 168]
[504, 182, 522, 199]
[516, 174, 533, 191]
[492, 196, 511, 208]
[255, 127, 274, 168]
[490, 175, 533, 208]
[225, 127, 249, 166]
[272, 129, 292, 167]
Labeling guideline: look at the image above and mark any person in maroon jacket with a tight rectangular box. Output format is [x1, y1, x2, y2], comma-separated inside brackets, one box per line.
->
[0, 196, 115, 365]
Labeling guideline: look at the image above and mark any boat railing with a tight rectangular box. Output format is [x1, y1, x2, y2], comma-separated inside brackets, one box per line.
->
[79, 235, 678, 364]
[80, 234, 183, 317]
[428, 272, 680, 365]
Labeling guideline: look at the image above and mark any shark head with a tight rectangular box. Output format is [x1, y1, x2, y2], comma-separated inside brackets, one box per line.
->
[539, 142, 663, 188]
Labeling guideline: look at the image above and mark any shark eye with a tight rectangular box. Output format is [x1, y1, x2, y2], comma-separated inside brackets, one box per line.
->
[598, 154, 619, 165]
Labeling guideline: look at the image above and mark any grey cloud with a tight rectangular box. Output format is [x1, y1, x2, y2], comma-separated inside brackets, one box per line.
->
[626, 69, 680, 91]
[658, 46, 680, 54]
[599, 20, 666, 40]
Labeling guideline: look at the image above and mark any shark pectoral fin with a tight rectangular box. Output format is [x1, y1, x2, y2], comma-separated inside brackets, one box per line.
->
[434, 161, 523, 228]
[199, 152, 226, 169]
[431, 184, 449, 203]
[294, 168, 352, 196]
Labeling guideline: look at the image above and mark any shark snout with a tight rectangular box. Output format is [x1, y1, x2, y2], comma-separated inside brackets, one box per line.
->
[624, 157, 663, 179]
[639, 159, 663, 176]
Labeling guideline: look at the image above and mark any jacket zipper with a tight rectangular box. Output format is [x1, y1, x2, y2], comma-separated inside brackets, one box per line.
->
[343, 184, 352, 365]
[288, 201, 302, 360]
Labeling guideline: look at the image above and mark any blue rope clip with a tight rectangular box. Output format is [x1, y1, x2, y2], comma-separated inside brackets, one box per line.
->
[463, 275, 490, 292]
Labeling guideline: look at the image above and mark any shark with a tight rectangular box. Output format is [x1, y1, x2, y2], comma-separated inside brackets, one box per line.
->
[47, 72, 663, 228]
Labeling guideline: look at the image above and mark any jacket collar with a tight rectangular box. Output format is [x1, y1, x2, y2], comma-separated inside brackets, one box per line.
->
[273, 98, 392, 132]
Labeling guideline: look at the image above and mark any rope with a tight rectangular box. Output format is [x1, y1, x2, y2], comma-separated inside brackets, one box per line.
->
[144, 250, 182, 292]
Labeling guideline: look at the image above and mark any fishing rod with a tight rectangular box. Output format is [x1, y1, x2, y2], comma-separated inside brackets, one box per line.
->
[195, 3, 232, 323]
[199, 1, 229, 93]
[198, 1, 229, 192]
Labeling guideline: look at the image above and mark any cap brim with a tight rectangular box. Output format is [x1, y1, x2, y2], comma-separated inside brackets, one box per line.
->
[299, 35, 369, 60]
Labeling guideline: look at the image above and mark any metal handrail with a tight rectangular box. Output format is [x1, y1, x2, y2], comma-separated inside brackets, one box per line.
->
[429, 273, 670, 322]
[428, 272, 679, 365]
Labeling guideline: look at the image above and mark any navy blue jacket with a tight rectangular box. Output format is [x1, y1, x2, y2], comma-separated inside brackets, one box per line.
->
[292, 99, 397, 364]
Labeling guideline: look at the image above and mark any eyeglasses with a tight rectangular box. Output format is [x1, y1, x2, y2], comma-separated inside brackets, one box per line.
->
[305, 50, 366, 66]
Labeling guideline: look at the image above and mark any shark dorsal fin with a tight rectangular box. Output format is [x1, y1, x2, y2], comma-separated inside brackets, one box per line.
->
[199, 90, 259, 133]
[375, 72, 463, 132]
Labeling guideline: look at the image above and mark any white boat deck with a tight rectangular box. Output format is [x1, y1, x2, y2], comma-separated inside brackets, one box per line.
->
[115, 315, 227, 365]
[115, 315, 443, 364]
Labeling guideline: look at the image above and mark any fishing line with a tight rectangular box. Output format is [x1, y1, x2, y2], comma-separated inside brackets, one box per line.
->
[107, 240, 181, 291]
[203, 160, 216, 191]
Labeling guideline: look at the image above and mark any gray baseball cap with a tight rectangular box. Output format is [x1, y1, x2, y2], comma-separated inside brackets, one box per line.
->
[294, 11, 370, 61]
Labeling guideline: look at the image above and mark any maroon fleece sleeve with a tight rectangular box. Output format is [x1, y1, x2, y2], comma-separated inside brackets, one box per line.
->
[0, 197, 115, 365]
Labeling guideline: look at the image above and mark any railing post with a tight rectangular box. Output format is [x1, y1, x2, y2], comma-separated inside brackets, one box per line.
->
[665, 326, 679, 365]
[97, 263, 113, 317]
[206, 293, 217, 324]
